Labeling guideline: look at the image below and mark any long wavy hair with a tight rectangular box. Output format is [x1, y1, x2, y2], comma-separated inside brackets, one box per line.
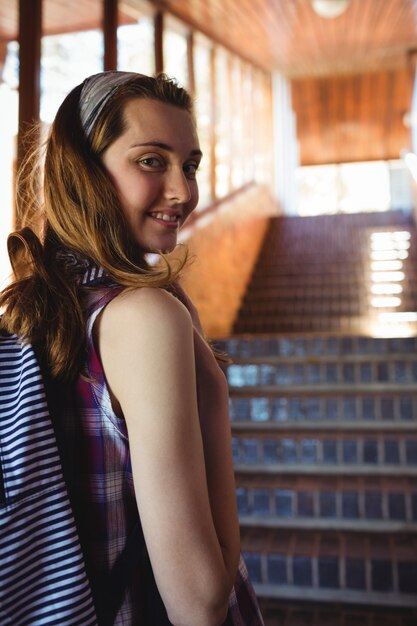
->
[0, 74, 194, 380]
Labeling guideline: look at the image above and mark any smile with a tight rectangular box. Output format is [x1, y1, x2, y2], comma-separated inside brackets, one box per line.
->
[148, 211, 181, 227]
[150, 212, 179, 222]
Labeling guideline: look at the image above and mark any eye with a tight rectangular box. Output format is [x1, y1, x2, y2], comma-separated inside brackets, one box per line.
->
[137, 156, 165, 170]
[183, 162, 200, 178]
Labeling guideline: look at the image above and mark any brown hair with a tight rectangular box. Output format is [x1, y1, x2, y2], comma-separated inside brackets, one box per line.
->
[0, 74, 194, 380]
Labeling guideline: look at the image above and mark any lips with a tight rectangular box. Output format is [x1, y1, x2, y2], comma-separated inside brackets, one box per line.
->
[148, 210, 181, 228]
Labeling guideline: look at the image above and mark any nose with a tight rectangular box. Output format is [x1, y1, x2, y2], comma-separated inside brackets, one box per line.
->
[164, 167, 192, 205]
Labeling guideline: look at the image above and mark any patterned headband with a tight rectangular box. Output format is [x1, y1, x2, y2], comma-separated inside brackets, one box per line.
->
[79, 70, 142, 138]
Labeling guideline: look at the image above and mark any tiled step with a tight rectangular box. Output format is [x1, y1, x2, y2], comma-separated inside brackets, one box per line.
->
[229, 395, 417, 423]
[245, 275, 371, 288]
[232, 433, 417, 469]
[216, 336, 417, 358]
[242, 296, 366, 310]
[232, 423, 417, 432]
[233, 317, 368, 333]
[235, 465, 417, 477]
[239, 302, 417, 318]
[238, 301, 417, 315]
[251, 263, 367, 274]
[239, 517, 417, 533]
[258, 600, 416, 626]
[254, 583, 417, 608]
[226, 360, 417, 387]
[240, 306, 364, 324]
[240, 528, 417, 607]
[236, 474, 417, 533]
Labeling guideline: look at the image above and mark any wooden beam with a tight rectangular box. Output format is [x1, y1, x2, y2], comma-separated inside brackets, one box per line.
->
[209, 45, 216, 201]
[0, 40, 7, 82]
[17, 0, 42, 171]
[103, 0, 118, 70]
[154, 11, 164, 75]
[187, 31, 195, 96]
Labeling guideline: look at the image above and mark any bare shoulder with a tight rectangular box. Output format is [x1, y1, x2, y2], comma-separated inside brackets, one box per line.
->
[98, 286, 193, 341]
[96, 287, 196, 416]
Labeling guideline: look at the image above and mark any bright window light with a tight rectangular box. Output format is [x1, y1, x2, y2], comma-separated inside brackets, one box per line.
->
[371, 240, 410, 251]
[371, 250, 409, 261]
[396, 241, 411, 250]
[371, 261, 403, 271]
[371, 284, 403, 295]
[371, 232, 395, 240]
[392, 231, 411, 240]
[379, 312, 417, 323]
[371, 296, 402, 308]
[371, 271, 405, 282]
[403, 151, 417, 184]
[371, 240, 397, 250]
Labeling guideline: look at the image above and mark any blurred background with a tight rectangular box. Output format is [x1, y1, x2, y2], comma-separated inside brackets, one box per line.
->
[2, 1, 417, 624]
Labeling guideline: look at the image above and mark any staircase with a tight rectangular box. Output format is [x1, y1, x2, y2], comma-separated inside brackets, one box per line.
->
[217, 211, 417, 626]
[234, 210, 416, 335]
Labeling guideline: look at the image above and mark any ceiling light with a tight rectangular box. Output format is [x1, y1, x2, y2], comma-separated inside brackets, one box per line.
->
[312, 0, 350, 19]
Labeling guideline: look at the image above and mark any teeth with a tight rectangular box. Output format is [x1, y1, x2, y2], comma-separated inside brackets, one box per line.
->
[151, 212, 178, 222]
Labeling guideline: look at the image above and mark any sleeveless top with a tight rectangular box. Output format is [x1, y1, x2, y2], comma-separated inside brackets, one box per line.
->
[68, 271, 264, 625]
[71, 286, 141, 625]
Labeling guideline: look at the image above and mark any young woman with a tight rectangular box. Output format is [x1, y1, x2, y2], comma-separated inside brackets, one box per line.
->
[0, 72, 264, 625]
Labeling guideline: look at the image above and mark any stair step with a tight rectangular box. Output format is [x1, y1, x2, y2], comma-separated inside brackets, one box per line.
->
[216, 336, 417, 358]
[258, 600, 416, 626]
[226, 361, 417, 387]
[236, 486, 417, 526]
[253, 584, 417, 608]
[234, 464, 417, 477]
[239, 517, 417, 533]
[231, 422, 417, 432]
[238, 527, 417, 606]
[232, 434, 417, 469]
[229, 394, 417, 422]
[229, 383, 417, 395]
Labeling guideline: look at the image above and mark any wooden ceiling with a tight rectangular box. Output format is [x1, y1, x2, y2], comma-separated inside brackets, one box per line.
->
[1, 0, 416, 166]
[2, 0, 417, 76]
[292, 67, 414, 164]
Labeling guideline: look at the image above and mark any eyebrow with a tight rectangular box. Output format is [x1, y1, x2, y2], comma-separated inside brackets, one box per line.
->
[129, 141, 203, 157]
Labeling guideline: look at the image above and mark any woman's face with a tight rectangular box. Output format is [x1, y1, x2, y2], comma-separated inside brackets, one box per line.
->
[102, 98, 201, 254]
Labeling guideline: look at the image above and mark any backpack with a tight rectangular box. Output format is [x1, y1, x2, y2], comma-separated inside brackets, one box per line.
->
[0, 330, 98, 625]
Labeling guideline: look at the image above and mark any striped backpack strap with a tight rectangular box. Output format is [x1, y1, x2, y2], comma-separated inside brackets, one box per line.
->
[0, 332, 98, 626]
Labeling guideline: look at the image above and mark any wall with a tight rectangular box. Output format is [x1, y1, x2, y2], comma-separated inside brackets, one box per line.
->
[178, 183, 278, 338]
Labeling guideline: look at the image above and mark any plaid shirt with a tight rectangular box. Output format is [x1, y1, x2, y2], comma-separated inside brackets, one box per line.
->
[72, 283, 264, 625]
[74, 287, 140, 625]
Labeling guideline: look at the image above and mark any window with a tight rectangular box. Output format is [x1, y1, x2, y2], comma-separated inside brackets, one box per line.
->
[214, 47, 232, 198]
[295, 160, 405, 216]
[40, 30, 103, 125]
[230, 57, 244, 190]
[0, 38, 18, 287]
[241, 63, 255, 183]
[118, 14, 155, 75]
[163, 16, 189, 88]
[193, 35, 213, 208]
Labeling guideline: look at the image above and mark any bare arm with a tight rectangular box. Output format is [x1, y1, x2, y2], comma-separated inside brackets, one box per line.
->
[96, 287, 239, 626]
